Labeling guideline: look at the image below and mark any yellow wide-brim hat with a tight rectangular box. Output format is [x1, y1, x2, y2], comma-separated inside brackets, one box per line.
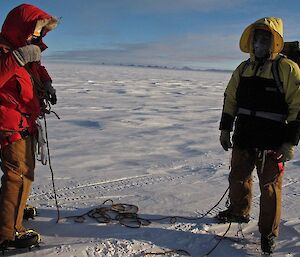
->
[240, 17, 284, 54]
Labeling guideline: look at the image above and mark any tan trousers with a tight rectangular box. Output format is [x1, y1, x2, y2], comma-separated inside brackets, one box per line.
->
[0, 135, 35, 241]
[229, 147, 283, 237]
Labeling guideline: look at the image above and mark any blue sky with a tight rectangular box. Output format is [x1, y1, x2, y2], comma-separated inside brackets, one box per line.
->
[1, 0, 300, 70]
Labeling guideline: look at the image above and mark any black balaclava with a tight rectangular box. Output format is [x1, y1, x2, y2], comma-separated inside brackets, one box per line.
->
[253, 29, 273, 60]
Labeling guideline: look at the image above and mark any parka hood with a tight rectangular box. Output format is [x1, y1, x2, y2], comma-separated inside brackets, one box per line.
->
[240, 17, 284, 55]
[0, 4, 58, 50]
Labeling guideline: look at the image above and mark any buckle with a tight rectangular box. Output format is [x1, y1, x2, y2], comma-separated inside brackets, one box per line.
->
[20, 129, 30, 138]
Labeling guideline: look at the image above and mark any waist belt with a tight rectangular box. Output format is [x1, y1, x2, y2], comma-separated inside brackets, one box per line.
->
[0, 129, 30, 147]
[237, 108, 287, 123]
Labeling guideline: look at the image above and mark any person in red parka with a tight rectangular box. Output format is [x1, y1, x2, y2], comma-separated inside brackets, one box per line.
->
[0, 4, 58, 249]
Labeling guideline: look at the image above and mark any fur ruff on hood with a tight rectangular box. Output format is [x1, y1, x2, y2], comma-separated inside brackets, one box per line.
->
[0, 4, 58, 50]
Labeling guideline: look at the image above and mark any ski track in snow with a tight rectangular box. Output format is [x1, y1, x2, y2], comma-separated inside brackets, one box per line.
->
[13, 63, 300, 257]
[31, 156, 225, 209]
[31, 173, 196, 207]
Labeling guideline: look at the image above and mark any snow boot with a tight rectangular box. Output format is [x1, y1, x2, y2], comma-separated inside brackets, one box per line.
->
[23, 205, 37, 220]
[261, 234, 276, 254]
[216, 209, 250, 223]
[9, 229, 40, 249]
[0, 229, 40, 253]
[0, 240, 10, 252]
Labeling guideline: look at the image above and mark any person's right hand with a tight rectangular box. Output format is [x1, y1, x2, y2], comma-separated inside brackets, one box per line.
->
[12, 45, 41, 66]
[43, 81, 57, 105]
[220, 130, 232, 151]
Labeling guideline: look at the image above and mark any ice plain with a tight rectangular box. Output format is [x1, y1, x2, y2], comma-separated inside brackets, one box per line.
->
[14, 63, 300, 257]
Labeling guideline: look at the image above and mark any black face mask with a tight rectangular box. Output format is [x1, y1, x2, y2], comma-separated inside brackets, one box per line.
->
[253, 29, 273, 59]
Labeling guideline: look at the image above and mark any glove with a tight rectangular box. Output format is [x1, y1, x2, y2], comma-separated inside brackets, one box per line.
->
[277, 142, 295, 162]
[44, 81, 57, 105]
[12, 45, 41, 66]
[220, 130, 232, 151]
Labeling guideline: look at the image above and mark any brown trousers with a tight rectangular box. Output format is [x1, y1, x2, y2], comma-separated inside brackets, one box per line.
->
[229, 147, 283, 237]
[0, 135, 36, 240]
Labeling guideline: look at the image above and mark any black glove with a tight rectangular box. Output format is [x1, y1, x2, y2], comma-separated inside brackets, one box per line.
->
[44, 81, 57, 105]
[220, 130, 232, 151]
[12, 45, 41, 66]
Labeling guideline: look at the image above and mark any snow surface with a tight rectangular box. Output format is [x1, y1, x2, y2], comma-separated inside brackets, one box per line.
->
[14, 63, 300, 256]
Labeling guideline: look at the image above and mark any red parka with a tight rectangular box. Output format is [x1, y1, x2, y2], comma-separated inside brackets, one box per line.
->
[0, 4, 54, 132]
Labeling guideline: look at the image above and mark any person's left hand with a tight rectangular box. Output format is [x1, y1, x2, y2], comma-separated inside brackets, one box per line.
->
[278, 142, 295, 161]
[44, 81, 57, 105]
[269, 143, 295, 162]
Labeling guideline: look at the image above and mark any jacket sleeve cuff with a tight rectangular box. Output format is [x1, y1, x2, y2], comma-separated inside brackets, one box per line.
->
[219, 112, 235, 131]
[12, 50, 25, 66]
[284, 120, 300, 145]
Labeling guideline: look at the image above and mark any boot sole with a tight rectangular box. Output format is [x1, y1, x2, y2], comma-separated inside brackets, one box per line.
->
[9, 235, 40, 248]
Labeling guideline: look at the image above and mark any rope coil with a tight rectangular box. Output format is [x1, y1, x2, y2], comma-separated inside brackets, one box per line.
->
[61, 187, 231, 256]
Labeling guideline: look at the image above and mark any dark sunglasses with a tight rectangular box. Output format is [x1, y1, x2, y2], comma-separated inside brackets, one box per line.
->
[30, 27, 46, 45]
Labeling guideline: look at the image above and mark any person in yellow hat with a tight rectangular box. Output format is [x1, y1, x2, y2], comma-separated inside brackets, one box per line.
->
[218, 17, 300, 254]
